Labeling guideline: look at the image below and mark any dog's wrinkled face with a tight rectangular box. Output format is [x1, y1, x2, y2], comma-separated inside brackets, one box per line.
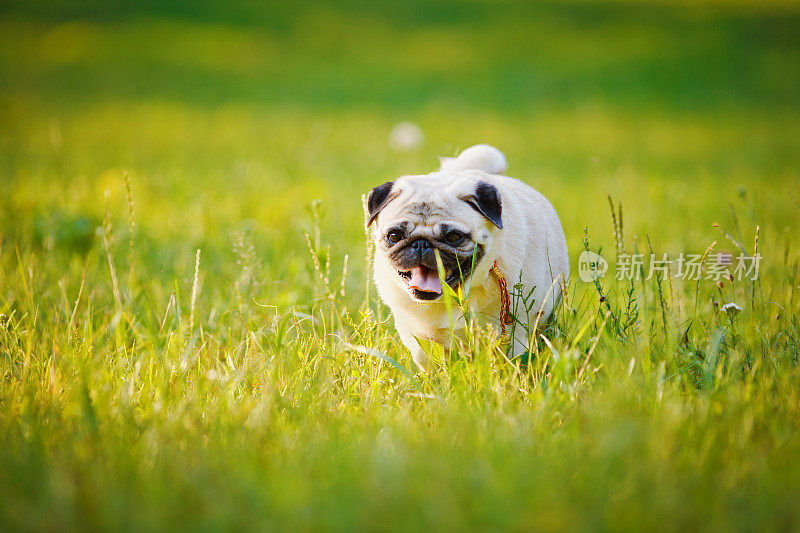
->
[367, 174, 502, 302]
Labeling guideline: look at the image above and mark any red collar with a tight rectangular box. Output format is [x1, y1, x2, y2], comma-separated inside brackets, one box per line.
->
[490, 260, 514, 337]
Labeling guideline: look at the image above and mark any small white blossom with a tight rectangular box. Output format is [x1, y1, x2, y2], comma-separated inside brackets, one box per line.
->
[721, 302, 743, 316]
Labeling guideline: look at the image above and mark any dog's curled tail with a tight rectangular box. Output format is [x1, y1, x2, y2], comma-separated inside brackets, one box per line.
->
[438, 144, 507, 175]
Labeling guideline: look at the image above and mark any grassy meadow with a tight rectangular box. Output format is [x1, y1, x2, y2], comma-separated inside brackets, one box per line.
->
[1, 0, 800, 530]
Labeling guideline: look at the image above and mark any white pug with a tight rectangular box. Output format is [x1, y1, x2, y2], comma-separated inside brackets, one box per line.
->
[367, 144, 569, 370]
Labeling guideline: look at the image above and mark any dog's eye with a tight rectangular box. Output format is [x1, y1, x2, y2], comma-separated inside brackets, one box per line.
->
[386, 229, 404, 244]
[444, 231, 465, 245]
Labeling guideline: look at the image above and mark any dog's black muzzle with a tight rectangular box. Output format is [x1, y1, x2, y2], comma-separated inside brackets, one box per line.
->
[406, 239, 436, 269]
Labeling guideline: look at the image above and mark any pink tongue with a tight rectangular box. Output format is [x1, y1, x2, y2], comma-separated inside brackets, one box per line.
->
[408, 266, 442, 294]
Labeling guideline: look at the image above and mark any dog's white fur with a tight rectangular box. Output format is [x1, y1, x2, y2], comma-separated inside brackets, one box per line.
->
[371, 145, 569, 369]
[438, 144, 507, 175]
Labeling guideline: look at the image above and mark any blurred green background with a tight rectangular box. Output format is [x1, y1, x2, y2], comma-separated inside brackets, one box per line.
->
[2, 0, 798, 276]
[2, 0, 799, 110]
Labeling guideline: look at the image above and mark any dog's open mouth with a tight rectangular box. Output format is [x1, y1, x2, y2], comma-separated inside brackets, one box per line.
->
[398, 265, 456, 300]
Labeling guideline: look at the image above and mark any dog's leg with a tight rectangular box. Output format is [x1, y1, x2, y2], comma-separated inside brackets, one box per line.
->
[509, 328, 530, 361]
[395, 319, 429, 371]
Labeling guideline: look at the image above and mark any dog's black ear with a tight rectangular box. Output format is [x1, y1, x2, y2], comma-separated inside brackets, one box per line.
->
[463, 181, 503, 229]
[367, 181, 396, 227]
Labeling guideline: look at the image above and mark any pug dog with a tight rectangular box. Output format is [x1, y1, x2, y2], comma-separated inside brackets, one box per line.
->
[367, 144, 569, 370]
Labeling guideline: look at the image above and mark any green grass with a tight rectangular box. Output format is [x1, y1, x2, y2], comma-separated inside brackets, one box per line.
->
[1, 0, 800, 530]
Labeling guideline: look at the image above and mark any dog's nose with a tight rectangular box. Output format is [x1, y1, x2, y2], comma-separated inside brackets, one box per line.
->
[410, 239, 432, 253]
[409, 239, 434, 263]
